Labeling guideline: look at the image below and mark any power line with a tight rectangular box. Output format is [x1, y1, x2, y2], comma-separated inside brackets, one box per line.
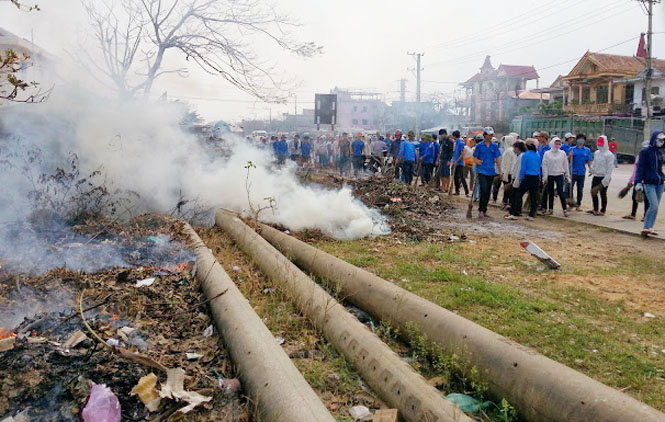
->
[429, 2, 637, 68]
[425, 0, 577, 50]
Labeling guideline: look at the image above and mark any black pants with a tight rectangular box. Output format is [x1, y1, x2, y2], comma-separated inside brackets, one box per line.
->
[539, 177, 548, 209]
[570, 174, 585, 206]
[591, 176, 608, 213]
[339, 155, 350, 176]
[546, 175, 567, 210]
[401, 161, 415, 184]
[491, 176, 502, 201]
[513, 175, 540, 217]
[631, 187, 650, 217]
[454, 165, 469, 194]
[502, 176, 512, 205]
[393, 155, 401, 180]
[477, 174, 495, 213]
[421, 162, 434, 184]
[352, 155, 364, 175]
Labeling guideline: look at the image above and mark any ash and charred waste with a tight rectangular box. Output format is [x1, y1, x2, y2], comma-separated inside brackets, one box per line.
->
[0, 215, 249, 422]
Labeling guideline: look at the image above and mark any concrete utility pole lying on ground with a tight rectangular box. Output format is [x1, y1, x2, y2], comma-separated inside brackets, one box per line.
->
[183, 224, 335, 422]
[215, 210, 472, 422]
[257, 223, 665, 422]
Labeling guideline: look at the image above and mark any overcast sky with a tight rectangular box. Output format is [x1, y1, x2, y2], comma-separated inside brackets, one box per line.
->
[2, 0, 664, 123]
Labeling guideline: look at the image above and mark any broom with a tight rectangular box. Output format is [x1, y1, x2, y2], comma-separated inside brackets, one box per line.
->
[618, 182, 633, 199]
[466, 175, 479, 219]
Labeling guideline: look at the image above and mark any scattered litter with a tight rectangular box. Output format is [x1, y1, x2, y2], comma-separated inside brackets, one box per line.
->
[643, 312, 656, 318]
[130, 373, 161, 412]
[82, 384, 121, 422]
[275, 336, 285, 345]
[203, 325, 214, 337]
[520, 240, 560, 269]
[160, 367, 212, 414]
[462, 270, 468, 276]
[374, 409, 399, 422]
[232, 266, 241, 272]
[401, 278, 409, 283]
[327, 373, 340, 384]
[186, 353, 204, 360]
[574, 359, 583, 364]
[135, 277, 156, 287]
[349, 405, 372, 421]
[390, 197, 402, 203]
[446, 393, 492, 413]
[63, 330, 89, 349]
[106, 338, 120, 347]
[429, 195, 440, 204]
[448, 235, 460, 242]
[536, 267, 545, 272]
[117, 327, 136, 342]
[468, 240, 477, 244]
[218, 378, 241, 396]
[592, 349, 598, 353]
[661, 349, 665, 354]
[0, 336, 16, 352]
[262, 287, 276, 295]
[402, 356, 413, 363]
[1, 410, 29, 422]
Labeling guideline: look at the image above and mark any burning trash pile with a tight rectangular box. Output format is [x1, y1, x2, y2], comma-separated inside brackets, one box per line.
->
[310, 174, 463, 242]
[0, 215, 247, 421]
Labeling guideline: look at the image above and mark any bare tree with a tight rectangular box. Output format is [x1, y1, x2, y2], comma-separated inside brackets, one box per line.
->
[79, 0, 322, 101]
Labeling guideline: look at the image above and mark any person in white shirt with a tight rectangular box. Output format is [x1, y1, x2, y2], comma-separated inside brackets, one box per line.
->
[588, 135, 615, 216]
[542, 137, 570, 216]
[500, 135, 517, 210]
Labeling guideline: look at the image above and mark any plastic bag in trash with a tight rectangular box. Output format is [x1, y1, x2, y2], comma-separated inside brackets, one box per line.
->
[446, 393, 492, 413]
[82, 384, 121, 422]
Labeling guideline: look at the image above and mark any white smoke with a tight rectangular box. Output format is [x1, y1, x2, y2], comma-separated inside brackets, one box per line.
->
[0, 88, 389, 243]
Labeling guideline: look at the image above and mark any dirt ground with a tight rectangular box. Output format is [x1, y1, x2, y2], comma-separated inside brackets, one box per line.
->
[307, 171, 665, 315]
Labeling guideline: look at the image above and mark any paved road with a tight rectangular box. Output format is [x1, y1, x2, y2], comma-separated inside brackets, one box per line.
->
[545, 163, 664, 235]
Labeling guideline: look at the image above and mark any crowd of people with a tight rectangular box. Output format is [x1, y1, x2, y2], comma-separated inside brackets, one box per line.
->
[259, 127, 665, 238]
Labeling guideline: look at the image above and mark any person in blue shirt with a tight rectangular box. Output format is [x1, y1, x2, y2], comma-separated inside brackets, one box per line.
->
[300, 135, 313, 166]
[418, 134, 437, 185]
[274, 134, 289, 165]
[398, 133, 418, 185]
[512, 140, 542, 219]
[472, 127, 502, 217]
[568, 134, 593, 211]
[535, 131, 551, 210]
[635, 130, 665, 237]
[351, 133, 366, 177]
[450, 130, 469, 195]
[438, 129, 453, 191]
[561, 132, 575, 155]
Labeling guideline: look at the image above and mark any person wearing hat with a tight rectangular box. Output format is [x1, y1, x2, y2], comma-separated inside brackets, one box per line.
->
[397, 131, 418, 185]
[588, 135, 615, 216]
[351, 132, 366, 177]
[472, 127, 502, 217]
[609, 137, 619, 168]
[542, 136, 570, 216]
[562, 132, 575, 155]
[634, 130, 665, 237]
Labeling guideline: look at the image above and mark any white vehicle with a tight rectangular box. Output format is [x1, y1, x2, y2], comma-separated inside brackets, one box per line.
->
[251, 130, 268, 141]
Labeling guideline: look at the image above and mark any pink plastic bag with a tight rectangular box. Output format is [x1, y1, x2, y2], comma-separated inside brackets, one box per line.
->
[82, 384, 121, 422]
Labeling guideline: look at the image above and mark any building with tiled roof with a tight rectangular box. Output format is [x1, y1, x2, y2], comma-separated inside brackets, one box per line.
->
[561, 51, 665, 115]
[459, 56, 540, 126]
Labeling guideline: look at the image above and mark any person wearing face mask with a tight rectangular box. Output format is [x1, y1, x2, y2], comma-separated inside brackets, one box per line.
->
[509, 139, 541, 220]
[588, 135, 615, 216]
[504, 140, 527, 219]
[635, 130, 665, 237]
[542, 137, 570, 216]
[568, 134, 593, 211]
[500, 135, 517, 210]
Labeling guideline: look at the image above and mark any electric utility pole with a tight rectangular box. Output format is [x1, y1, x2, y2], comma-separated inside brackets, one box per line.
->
[408, 52, 424, 136]
[640, 0, 660, 140]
